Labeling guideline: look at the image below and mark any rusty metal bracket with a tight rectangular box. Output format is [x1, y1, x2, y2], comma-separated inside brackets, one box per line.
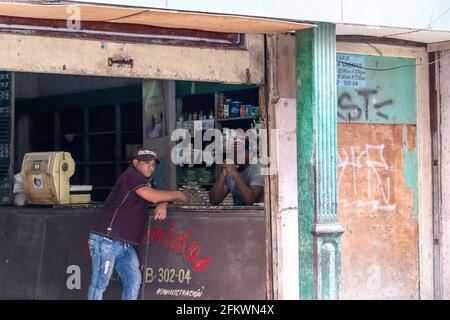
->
[108, 57, 134, 67]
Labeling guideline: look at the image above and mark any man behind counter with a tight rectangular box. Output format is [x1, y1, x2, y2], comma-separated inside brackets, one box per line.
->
[209, 137, 264, 206]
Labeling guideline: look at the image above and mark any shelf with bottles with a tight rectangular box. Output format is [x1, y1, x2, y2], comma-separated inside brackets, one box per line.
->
[175, 118, 215, 132]
[215, 88, 260, 122]
[177, 92, 215, 127]
[216, 116, 259, 122]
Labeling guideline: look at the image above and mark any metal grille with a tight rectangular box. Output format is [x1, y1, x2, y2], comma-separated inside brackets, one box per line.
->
[0, 71, 12, 204]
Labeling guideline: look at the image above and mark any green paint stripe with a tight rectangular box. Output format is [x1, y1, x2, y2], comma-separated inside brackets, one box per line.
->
[297, 23, 339, 300]
[296, 28, 315, 300]
[402, 126, 419, 219]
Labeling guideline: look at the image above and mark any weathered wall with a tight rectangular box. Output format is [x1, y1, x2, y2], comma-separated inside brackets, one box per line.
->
[439, 50, 450, 299]
[336, 48, 427, 299]
[0, 33, 264, 84]
[338, 123, 419, 299]
[269, 34, 299, 299]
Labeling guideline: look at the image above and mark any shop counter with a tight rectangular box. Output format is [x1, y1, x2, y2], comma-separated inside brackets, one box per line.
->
[0, 205, 266, 300]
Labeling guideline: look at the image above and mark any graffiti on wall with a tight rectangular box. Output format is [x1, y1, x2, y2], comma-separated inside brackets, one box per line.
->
[337, 50, 419, 299]
[337, 143, 396, 212]
[336, 53, 416, 124]
[337, 88, 393, 122]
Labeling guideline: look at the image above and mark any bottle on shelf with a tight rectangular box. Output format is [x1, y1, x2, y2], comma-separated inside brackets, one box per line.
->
[246, 104, 253, 117]
[224, 99, 231, 118]
[208, 110, 214, 119]
[240, 104, 246, 118]
[253, 106, 260, 117]
[230, 101, 241, 118]
[217, 93, 225, 119]
[176, 115, 183, 129]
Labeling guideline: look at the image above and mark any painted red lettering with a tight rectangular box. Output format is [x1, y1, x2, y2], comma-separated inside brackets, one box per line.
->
[191, 255, 212, 272]
[172, 229, 192, 254]
[165, 221, 176, 248]
[149, 222, 212, 273]
[184, 241, 200, 264]
[151, 227, 166, 246]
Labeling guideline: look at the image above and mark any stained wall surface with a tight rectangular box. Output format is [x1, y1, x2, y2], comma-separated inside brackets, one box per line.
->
[337, 53, 419, 299]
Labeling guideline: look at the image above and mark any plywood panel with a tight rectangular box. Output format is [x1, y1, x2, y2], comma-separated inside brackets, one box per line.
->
[141, 210, 266, 300]
[0, 211, 45, 299]
[338, 123, 419, 299]
[336, 43, 431, 299]
[439, 50, 450, 299]
[0, 2, 313, 34]
[38, 213, 122, 300]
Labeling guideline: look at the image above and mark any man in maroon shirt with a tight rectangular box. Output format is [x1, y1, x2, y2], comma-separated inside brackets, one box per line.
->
[87, 149, 187, 300]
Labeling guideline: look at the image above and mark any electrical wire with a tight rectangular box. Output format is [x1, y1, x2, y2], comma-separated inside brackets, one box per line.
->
[337, 55, 446, 71]
[382, 6, 449, 38]
[365, 42, 384, 56]
[105, 10, 149, 23]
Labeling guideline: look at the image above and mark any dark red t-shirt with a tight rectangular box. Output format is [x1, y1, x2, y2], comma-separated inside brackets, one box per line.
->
[91, 166, 151, 245]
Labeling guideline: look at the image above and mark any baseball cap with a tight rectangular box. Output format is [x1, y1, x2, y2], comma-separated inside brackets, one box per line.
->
[134, 149, 160, 164]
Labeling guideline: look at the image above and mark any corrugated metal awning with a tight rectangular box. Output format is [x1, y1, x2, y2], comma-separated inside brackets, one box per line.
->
[0, 1, 314, 34]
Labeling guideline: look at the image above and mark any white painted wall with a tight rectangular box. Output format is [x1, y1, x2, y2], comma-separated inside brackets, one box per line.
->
[274, 98, 299, 299]
[74, 0, 450, 32]
[440, 50, 450, 299]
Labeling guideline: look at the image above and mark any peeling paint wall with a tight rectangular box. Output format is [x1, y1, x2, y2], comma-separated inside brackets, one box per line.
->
[274, 97, 299, 299]
[439, 50, 450, 299]
[338, 124, 419, 299]
[0, 33, 264, 84]
[270, 34, 299, 299]
[337, 53, 420, 299]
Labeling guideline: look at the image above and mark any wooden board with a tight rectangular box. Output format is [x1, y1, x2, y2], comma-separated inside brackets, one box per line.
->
[336, 42, 431, 299]
[0, 2, 313, 34]
[0, 206, 266, 300]
[338, 123, 419, 299]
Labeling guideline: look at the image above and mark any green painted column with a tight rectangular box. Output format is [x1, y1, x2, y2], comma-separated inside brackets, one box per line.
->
[296, 23, 344, 300]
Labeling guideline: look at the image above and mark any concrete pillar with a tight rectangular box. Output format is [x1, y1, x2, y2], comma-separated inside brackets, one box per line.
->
[296, 23, 344, 300]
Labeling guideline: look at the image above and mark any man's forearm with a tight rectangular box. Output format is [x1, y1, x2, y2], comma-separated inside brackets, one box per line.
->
[210, 172, 226, 205]
[136, 187, 183, 204]
[229, 172, 255, 205]
[157, 201, 168, 207]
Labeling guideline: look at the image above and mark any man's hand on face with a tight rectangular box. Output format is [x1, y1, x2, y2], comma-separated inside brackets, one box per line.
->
[223, 164, 238, 176]
[223, 159, 238, 177]
[154, 203, 167, 220]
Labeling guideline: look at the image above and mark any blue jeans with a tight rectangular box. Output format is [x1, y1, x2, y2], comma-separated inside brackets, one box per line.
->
[87, 233, 142, 300]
